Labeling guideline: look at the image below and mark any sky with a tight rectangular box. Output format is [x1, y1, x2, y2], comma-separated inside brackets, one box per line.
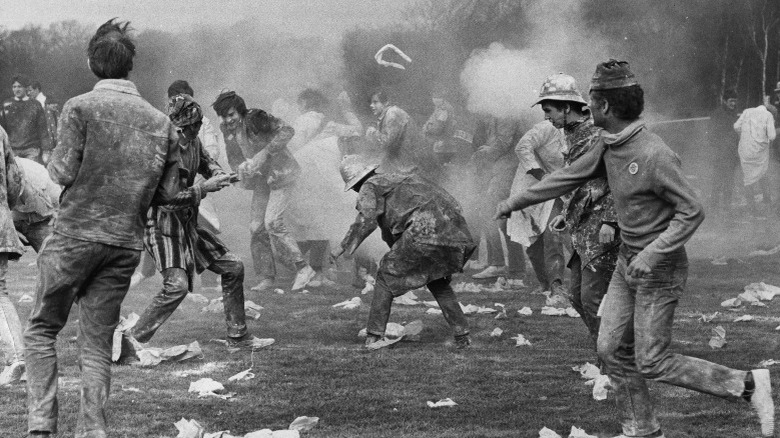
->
[1, 0, 415, 37]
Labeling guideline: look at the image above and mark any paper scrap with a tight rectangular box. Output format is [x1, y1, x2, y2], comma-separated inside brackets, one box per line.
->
[187, 293, 210, 304]
[274, 288, 285, 295]
[538, 427, 562, 438]
[518, 307, 533, 316]
[394, 291, 421, 305]
[490, 328, 503, 337]
[452, 282, 483, 293]
[759, 359, 780, 367]
[427, 398, 457, 408]
[333, 297, 362, 309]
[227, 368, 256, 382]
[565, 307, 580, 318]
[568, 425, 598, 438]
[720, 298, 742, 308]
[572, 362, 601, 380]
[288, 416, 319, 431]
[709, 325, 727, 349]
[426, 308, 443, 315]
[511, 334, 531, 346]
[188, 378, 233, 399]
[494, 303, 508, 319]
[541, 306, 567, 316]
[699, 312, 719, 323]
[174, 418, 205, 438]
[201, 298, 223, 313]
[734, 315, 754, 322]
[585, 374, 610, 400]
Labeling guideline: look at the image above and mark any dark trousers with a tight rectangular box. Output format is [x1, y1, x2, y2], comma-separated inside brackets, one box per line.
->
[131, 253, 247, 343]
[367, 276, 469, 338]
[568, 251, 613, 350]
[14, 213, 53, 253]
[710, 157, 738, 210]
[24, 233, 141, 437]
[298, 240, 329, 271]
[525, 200, 565, 290]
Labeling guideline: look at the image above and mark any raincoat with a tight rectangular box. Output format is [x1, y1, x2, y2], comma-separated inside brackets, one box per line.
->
[734, 105, 776, 186]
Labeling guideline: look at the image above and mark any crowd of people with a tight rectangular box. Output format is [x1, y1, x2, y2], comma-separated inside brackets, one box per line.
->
[0, 18, 778, 438]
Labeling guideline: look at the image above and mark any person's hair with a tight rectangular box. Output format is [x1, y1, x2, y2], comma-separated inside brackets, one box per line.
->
[371, 90, 390, 104]
[590, 85, 644, 120]
[245, 109, 276, 135]
[29, 80, 41, 91]
[297, 88, 328, 113]
[212, 91, 247, 118]
[540, 99, 587, 114]
[168, 80, 194, 98]
[11, 74, 29, 87]
[87, 18, 135, 79]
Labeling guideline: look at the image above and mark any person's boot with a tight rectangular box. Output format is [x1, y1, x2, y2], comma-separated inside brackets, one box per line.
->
[454, 334, 471, 349]
[364, 334, 381, 348]
[250, 277, 275, 292]
[227, 335, 275, 351]
[292, 265, 316, 291]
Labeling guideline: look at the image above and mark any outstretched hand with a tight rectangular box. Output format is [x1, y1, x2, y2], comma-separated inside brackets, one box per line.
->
[494, 200, 513, 220]
[201, 174, 232, 193]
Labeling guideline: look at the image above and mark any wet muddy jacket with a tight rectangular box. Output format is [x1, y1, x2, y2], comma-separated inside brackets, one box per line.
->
[0, 126, 26, 259]
[368, 105, 424, 174]
[340, 173, 476, 291]
[49, 79, 180, 250]
[562, 117, 619, 269]
[507, 120, 703, 269]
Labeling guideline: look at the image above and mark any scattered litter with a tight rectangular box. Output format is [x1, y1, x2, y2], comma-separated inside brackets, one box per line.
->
[244, 300, 264, 320]
[544, 291, 570, 307]
[131, 341, 204, 367]
[300, 289, 310, 294]
[711, 256, 728, 265]
[116, 312, 140, 332]
[518, 307, 533, 316]
[709, 326, 726, 349]
[538, 427, 562, 438]
[744, 282, 780, 300]
[427, 398, 457, 408]
[452, 282, 483, 293]
[366, 320, 423, 350]
[187, 293, 210, 304]
[541, 306, 567, 316]
[374, 43, 412, 70]
[565, 308, 580, 318]
[394, 291, 420, 305]
[227, 368, 256, 382]
[494, 303, 508, 319]
[289, 416, 319, 431]
[201, 298, 223, 313]
[422, 300, 439, 307]
[361, 274, 376, 295]
[121, 386, 142, 393]
[734, 315, 754, 322]
[572, 362, 601, 380]
[585, 374, 610, 401]
[749, 244, 780, 257]
[172, 362, 227, 378]
[188, 378, 233, 399]
[174, 418, 205, 438]
[720, 298, 742, 308]
[511, 334, 531, 346]
[333, 297, 361, 309]
[490, 328, 503, 337]
[274, 288, 285, 295]
[459, 302, 496, 315]
[18, 293, 33, 304]
[699, 312, 719, 323]
[426, 308, 442, 315]
[568, 425, 598, 438]
[759, 359, 780, 367]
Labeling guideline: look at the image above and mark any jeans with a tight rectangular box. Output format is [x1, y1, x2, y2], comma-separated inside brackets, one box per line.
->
[131, 252, 248, 342]
[14, 213, 53, 253]
[367, 276, 469, 338]
[597, 247, 746, 437]
[24, 233, 141, 437]
[0, 253, 24, 365]
[250, 183, 304, 278]
[568, 251, 613, 350]
[526, 200, 566, 290]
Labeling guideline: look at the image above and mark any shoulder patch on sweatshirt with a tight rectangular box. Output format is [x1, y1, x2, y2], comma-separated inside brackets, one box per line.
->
[628, 162, 638, 175]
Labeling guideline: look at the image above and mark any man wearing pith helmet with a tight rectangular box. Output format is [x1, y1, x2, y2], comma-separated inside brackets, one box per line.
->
[534, 73, 620, 360]
[496, 60, 774, 437]
[331, 155, 476, 349]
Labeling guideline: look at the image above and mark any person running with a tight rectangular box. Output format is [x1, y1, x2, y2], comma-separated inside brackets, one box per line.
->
[496, 59, 775, 438]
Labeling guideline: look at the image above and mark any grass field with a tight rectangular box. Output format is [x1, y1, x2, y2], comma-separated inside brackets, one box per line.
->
[1, 195, 780, 437]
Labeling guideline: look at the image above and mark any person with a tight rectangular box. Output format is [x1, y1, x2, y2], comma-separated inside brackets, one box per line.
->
[13, 157, 60, 252]
[496, 59, 775, 438]
[0, 75, 52, 164]
[535, 73, 619, 351]
[128, 95, 272, 350]
[365, 91, 425, 175]
[733, 99, 776, 215]
[23, 19, 181, 438]
[213, 91, 314, 292]
[767, 82, 780, 122]
[331, 155, 475, 348]
[0, 125, 27, 386]
[507, 120, 567, 295]
[707, 90, 740, 215]
[469, 115, 526, 280]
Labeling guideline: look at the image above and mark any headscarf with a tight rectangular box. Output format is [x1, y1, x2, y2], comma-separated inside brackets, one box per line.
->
[168, 93, 203, 127]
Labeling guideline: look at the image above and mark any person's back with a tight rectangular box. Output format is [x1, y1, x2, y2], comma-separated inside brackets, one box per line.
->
[50, 80, 177, 249]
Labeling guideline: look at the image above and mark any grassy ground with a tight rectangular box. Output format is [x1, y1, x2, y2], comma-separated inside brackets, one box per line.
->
[1, 199, 780, 437]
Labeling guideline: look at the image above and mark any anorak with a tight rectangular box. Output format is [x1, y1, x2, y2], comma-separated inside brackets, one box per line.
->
[562, 116, 619, 269]
[340, 173, 475, 292]
[367, 105, 424, 174]
[48, 79, 180, 250]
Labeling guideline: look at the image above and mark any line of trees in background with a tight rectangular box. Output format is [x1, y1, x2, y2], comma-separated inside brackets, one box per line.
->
[0, 0, 778, 122]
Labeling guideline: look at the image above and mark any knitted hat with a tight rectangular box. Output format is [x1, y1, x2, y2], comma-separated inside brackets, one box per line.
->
[168, 94, 203, 127]
[590, 59, 637, 91]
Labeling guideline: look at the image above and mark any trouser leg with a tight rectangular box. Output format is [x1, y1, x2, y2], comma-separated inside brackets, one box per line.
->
[500, 219, 525, 275]
[526, 237, 549, 290]
[428, 277, 469, 337]
[207, 253, 247, 339]
[130, 268, 189, 343]
[250, 185, 276, 278]
[366, 274, 394, 337]
[483, 218, 505, 267]
[21, 219, 53, 253]
[570, 252, 612, 350]
[0, 254, 23, 365]
[543, 200, 566, 286]
[308, 240, 329, 271]
[265, 186, 305, 269]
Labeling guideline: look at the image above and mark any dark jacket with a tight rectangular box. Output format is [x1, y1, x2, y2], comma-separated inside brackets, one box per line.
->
[0, 98, 52, 153]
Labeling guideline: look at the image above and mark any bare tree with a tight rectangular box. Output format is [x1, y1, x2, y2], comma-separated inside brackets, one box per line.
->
[743, 0, 779, 99]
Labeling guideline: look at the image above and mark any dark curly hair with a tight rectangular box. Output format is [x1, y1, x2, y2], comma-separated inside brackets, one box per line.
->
[590, 85, 644, 120]
[87, 18, 135, 79]
[211, 91, 247, 118]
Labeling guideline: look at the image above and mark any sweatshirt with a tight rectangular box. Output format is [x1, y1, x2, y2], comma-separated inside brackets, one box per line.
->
[506, 120, 703, 268]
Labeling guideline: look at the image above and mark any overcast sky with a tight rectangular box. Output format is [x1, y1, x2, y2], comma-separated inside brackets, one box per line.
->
[2, 0, 414, 37]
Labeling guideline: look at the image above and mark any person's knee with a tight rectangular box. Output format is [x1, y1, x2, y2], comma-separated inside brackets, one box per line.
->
[635, 353, 668, 379]
[162, 270, 188, 297]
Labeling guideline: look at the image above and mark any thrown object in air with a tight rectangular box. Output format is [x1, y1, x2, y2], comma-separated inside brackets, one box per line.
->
[374, 44, 412, 70]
